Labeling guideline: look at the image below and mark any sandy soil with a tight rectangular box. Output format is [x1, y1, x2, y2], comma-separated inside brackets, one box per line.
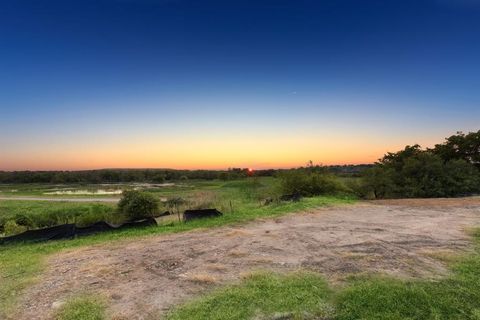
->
[16, 198, 480, 320]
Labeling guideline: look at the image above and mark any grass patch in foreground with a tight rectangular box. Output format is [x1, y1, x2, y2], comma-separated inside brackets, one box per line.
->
[167, 230, 480, 320]
[167, 272, 333, 320]
[0, 195, 353, 319]
[54, 295, 106, 320]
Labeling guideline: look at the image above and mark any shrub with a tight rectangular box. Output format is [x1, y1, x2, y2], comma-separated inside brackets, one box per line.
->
[278, 170, 345, 197]
[444, 159, 480, 196]
[344, 177, 374, 199]
[432, 130, 480, 168]
[117, 190, 160, 221]
[362, 144, 480, 199]
[13, 213, 35, 229]
[3, 220, 27, 236]
[165, 197, 188, 211]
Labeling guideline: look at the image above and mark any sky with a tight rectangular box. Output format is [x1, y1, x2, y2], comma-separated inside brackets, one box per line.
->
[1, 0, 479, 170]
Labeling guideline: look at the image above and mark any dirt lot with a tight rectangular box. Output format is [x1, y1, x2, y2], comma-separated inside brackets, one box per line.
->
[17, 198, 480, 320]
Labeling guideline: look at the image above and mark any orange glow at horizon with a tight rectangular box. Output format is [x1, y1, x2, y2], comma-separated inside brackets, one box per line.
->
[0, 132, 441, 171]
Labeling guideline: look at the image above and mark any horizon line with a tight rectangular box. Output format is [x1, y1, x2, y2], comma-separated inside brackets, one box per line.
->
[0, 163, 375, 173]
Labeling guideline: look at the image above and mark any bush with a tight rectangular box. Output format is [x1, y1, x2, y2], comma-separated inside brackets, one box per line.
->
[362, 144, 480, 199]
[13, 213, 35, 229]
[278, 170, 346, 197]
[343, 177, 374, 199]
[3, 220, 27, 236]
[444, 159, 480, 196]
[117, 190, 160, 221]
[432, 130, 480, 168]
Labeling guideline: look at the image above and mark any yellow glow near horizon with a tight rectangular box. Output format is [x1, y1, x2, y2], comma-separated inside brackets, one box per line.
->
[0, 132, 439, 171]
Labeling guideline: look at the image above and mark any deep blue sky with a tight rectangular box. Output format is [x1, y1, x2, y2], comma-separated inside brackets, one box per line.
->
[1, 0, 479, 169]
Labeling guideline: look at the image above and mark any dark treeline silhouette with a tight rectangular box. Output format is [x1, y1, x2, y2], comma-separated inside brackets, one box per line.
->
[0, 168, 253, 184]
[0, 165, 371, 184]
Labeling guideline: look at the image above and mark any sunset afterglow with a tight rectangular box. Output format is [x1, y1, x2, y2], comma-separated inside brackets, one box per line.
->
[1, 0, 479, 171]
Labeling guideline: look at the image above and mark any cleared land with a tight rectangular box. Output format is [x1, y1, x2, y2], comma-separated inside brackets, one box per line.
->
[15, 197, 480, 319]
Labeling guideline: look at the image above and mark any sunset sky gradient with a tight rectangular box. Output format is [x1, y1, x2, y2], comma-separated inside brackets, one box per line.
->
[1, 0, 479, 170]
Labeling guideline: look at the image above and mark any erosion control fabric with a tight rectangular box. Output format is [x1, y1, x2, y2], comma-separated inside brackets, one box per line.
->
[1, 209, 223, 244]
[183, 209, 223, 221]
[0, 217, 157, 244]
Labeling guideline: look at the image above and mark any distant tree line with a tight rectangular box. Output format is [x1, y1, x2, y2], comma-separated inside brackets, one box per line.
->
[0, 165, 370, 184]
[361, 130, 480, 198]
[0, 168, 244, 184]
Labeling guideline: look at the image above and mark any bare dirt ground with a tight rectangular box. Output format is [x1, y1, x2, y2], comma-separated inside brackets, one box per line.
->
[17, 198, 480, 320]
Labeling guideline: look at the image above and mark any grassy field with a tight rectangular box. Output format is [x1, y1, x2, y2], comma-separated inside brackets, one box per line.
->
[0, 201, 117, 231]
[0, 177, 357, 235]
[2, 178, 479, 319]
[0, 179, 244, 198]
[0, 178, 273, 233]
[0, 177, 354, 318]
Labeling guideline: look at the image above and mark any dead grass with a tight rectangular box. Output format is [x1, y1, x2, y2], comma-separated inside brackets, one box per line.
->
[206, 264, 228, 272]
[239, 270, 257, 279]
[421, 249, 462, 264]
[225, 229, 251, 237]
[248, 257, 274, 264]
[229, 250, 249, 258]
[185, 274, 218, 284]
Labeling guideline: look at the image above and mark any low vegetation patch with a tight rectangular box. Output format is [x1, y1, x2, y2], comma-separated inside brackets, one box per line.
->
[167, 272, 333, 320]
[0, 201, 116, 235]
[278, 167, 348, 197]
[359, 130, 480, 199]
[117, 190, 160, 221]
[54, 295, 106, 320]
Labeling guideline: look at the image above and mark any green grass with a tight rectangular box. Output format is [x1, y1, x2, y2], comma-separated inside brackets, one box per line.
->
[166, 230, 480, 320]
[0, 183, 121, 197]
[3, 178, 479, 320]
[0, 178, 275, 230]
[0, 179, 234, 197]
[167, 272, 333, 320]
[0, 177, 343, 232]
[0, 178, 354, 319]
[0, 200, 116, 230]
[54, 295, 106, 320]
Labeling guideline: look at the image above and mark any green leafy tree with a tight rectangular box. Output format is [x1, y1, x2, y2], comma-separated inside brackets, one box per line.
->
[444, 159, 480, 196]
[362, 140, 480, 199]
[432, 130, 480, 167]
[362, 166, 397, 198]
